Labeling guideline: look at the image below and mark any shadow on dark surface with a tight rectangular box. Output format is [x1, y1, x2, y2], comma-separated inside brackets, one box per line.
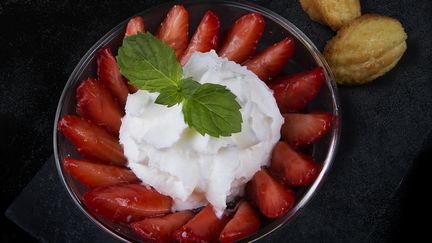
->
[1, 216, 36, 243]
[368, 132, 431, 242]
[389, 137, 430, 241]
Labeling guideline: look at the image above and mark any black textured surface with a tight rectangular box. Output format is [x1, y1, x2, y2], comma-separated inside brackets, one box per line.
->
[1, 0, 431, 242]
[5, 157, 118, 243]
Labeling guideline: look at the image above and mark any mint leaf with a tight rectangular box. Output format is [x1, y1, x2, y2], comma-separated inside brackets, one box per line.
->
[182, 83, 242, 137]
[116, 32, 243, 137]
[179, 78, 200, 99]
[117, 33, 182, 92]
[155, 78, 200, 107]
[155, 85, 182, 107]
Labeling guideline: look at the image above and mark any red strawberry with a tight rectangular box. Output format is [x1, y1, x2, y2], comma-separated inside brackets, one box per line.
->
[83, 183, 172, 223]
[246, 169, 295, 218]
[244, 38, 295, 81]
[219, 201, 261, 243]
[131, 211, 194, 243]
[63, 157, 139, 188]
[270, 142, 320, 186]
[281, 112, 333, 147]
[96, 48, 130, 106]
[57, 115, 126, 166]
[128, 84, 139, 94]
[76, 77, 123, 134]
[174, 205, 230, 243]
[217, 13, 265, 64]
[156, 5, 189, 60]
[125, 16, 145, 37]
[268, 67, 325, 112]
[180, 10, 220, 65]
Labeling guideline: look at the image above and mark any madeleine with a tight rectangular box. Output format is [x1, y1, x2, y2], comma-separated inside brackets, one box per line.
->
[324, 14, 407, 85]
[300, 0, 361, 31]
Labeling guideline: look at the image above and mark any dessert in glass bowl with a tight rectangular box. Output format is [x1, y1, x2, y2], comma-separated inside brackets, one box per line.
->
[54, 1, 340, 242]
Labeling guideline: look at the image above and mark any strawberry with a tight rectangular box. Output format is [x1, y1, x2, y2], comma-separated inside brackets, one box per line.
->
[219, 201, 261, 243]
[76, 77, 123, 134]
[96, 48, 130, 106]
[180, 10, 220, 65]
[63, 157, 139, 188]
[83, 183, 172, 223]
[125, 16, 145, 37]
[244, 37, 295, 81]
[173, 205, 230, 243]
[217, 13, 265, 64]
[246, 169, 295, 218]
[281, 112, 333, 147]
[128, 84, 139, 94]
[156, 5, 189, 60]
[270, 142, 320, 186]
[57, 115, 126, 166]
[268, 67, 325, 112]
[131, 211, 194, 243]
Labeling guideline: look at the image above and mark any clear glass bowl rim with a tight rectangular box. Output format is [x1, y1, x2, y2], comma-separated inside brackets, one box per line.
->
[53, 0, 341, 242]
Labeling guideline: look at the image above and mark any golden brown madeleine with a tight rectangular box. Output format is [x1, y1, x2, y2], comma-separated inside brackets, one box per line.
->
[324, 14, 407, 85]
[300, 0, 361, 31]
[299, 0, 325, 24]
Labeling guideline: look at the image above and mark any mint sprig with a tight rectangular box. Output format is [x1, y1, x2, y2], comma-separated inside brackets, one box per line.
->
[182, 82, 242, 137]
[117, 33, 182, 92]
[117, 33, 242, 137]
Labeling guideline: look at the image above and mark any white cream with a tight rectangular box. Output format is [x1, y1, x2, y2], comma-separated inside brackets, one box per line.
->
[119, 51, 284, 217]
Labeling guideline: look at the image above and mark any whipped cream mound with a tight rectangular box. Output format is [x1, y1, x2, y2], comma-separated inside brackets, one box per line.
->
[119, 50, 284, 217]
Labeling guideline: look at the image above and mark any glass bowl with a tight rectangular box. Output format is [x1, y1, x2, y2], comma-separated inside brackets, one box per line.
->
[53, 0, 341, 242]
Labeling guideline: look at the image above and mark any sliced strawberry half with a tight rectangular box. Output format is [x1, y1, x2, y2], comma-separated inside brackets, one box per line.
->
[281, 112, 333, 147]
[180, 10, 220, 65]
[76, 77, 123, 134]
[156, 5, 189, 60]
[63, 157, 139, 188]
[174, 205, 230, 243]
[270, 142, 320, 186]
[244, 37, 295, 81]
[268, 67, 325, 112]
[125, 16, 145, 37]
[57, 115, 126, 166]
[219, 201, 261, 243]
[246, 169, 295, 218]
[131, 211, 194, 242]
[217, 13, 265, 63]
[96, 48, 130, 107]
[83, 183, 172, 223]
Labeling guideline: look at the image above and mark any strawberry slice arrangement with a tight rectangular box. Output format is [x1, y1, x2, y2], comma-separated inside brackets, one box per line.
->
[57, 5, 335, 242]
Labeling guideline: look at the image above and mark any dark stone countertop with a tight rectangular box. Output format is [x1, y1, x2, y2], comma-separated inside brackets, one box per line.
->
[1, 0, 431, 242]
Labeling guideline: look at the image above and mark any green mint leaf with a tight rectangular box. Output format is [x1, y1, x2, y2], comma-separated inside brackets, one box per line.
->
[182, 83, 242, 137]
[117, 32, 182, 92]
[116, 32, 243, 137]
[179, 78, 200, 99]
[155, 85, 183, 107]
[155, 78, 200, 107]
